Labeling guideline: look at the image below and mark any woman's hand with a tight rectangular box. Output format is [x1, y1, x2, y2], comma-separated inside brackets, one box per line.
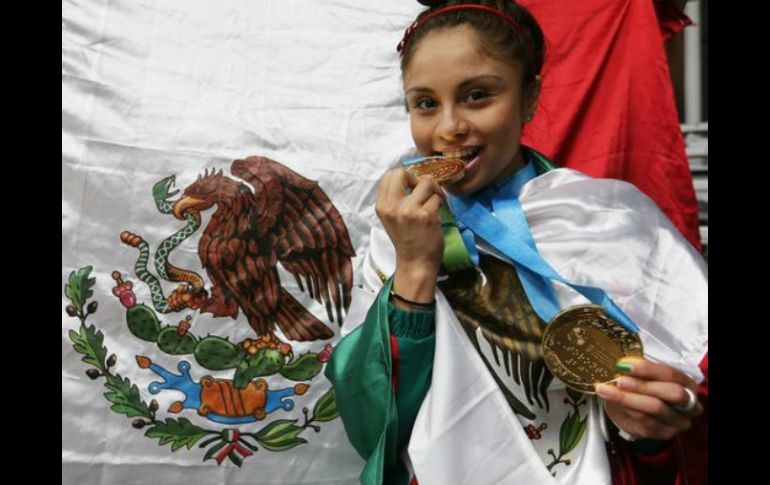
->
[375, 168, 445, 305]
[596, 358, 704, 440]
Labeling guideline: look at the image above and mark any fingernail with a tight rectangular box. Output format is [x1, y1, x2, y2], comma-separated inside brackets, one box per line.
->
[616, 376, 636, 391]
[616, 361, 633, 373]
[595, 384, 617, 399]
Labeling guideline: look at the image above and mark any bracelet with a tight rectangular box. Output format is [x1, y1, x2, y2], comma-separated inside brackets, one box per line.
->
[389, 289, 436, 309]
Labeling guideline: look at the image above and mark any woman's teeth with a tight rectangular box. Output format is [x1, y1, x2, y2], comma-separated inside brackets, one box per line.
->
[443, 147, 481, 162]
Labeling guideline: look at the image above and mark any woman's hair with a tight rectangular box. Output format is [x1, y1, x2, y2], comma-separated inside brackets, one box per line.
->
[400, 1, 546, 95]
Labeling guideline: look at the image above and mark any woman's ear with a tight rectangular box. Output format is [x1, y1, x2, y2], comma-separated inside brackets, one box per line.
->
[522, 75, 542, 121]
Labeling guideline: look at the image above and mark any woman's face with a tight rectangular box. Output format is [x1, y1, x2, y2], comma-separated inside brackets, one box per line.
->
[403, 25, 538, 196]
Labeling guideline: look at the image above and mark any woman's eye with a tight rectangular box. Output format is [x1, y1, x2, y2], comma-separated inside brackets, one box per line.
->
[416, 98, 437, 110]
[467, 90, 490, 102]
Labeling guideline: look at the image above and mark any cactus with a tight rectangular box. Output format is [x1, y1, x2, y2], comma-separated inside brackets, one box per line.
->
[126, 304, 161, 341]
[194, 336, 246, 370]
[280, 352, 323, 381]
[233, 349, 285, 388]
[157, 327, 197, 355]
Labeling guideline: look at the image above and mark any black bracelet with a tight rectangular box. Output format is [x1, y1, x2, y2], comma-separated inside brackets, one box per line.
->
[389, 289, 436, 309]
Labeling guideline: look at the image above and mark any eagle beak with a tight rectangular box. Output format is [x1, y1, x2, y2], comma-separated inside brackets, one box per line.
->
[172, 196, 205, 220]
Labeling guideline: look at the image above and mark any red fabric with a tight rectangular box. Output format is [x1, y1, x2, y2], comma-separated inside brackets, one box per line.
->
[675, 353, 708, 484]
[520, 0, 701, 251]
[390, 334, 400, 393]
[608, 353, 708, 485]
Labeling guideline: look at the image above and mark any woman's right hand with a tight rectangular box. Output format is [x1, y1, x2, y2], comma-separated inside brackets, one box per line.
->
[375, 168, 445, 304]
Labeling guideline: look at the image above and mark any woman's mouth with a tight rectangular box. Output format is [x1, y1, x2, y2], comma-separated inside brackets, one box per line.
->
[438, 146, 483, 173]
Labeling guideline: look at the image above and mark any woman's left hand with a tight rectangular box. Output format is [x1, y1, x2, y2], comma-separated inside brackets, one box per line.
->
[596, 358, 704, 440]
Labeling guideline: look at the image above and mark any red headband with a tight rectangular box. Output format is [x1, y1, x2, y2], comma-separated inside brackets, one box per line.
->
[397, 4, 535, 60]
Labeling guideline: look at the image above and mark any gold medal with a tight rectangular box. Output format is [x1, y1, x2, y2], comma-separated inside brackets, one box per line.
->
[542, 305, 643, 394]
[405, 156, 465, 184]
